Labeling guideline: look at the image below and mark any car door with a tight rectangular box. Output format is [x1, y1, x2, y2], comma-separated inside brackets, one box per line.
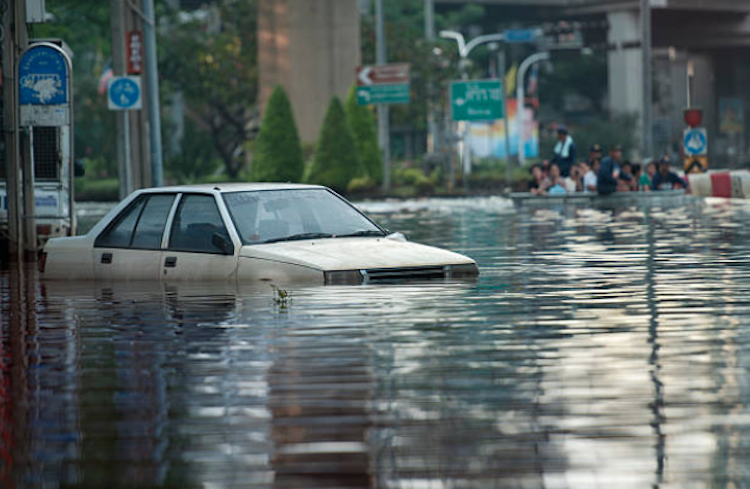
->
[94, 193, 176, 280]
[161, 193, 238, 281]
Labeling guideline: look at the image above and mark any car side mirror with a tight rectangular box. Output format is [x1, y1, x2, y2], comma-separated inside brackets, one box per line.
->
[212, 233, 234, 255]
[385, 232, 407, 242]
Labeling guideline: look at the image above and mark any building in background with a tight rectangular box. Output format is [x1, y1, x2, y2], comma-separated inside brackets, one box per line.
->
[257, 0, 361, 143]
[437, 0, 750, 165]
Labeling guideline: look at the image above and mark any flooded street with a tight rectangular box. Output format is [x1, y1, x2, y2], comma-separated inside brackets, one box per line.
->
[3, 196, 750, 488]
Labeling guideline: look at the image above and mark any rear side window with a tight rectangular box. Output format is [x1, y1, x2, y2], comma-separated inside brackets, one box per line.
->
[131, 195, 175, 249]
[168, 194, 231, 254]
[95, 196, 147, 248]
[95, 194, 175, 249]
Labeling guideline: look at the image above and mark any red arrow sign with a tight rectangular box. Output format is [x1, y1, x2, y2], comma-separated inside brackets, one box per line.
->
[356, 63, 410, 86]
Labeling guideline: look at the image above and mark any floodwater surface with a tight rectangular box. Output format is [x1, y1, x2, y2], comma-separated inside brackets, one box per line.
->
[3, 195, 750, 488]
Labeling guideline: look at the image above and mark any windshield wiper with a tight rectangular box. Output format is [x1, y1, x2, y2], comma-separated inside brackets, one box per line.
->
[262, 232, 334, 244]
[336, 230, 386, 238]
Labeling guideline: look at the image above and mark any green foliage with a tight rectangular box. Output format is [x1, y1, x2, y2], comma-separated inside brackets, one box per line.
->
[306, 97, 363, 192]
[344, 86, 383, 184]
[74, 178, 119, 202]
[539, 54, 609, 114]
[346, 176, 378, 195]
[251, 86, 304, 182]
[467, 158, 533, 191]
[392, 166, 437, 195]
[161, 1, 258, 178]
[165, 119, 221, 184]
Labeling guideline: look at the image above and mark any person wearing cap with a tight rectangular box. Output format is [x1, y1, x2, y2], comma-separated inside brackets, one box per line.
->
[652, 156, 688, 191]
[551, 125, 577, 178]
[597, 144, 626, 195]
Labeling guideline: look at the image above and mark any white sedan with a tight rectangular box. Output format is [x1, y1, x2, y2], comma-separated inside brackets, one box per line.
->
[40, 183, 478, 285]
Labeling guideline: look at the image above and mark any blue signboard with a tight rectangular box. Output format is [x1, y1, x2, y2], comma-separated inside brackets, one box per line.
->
[108, 77, 142, 110]
[503, 29, 538, 44]
[19, 45, 68, 105]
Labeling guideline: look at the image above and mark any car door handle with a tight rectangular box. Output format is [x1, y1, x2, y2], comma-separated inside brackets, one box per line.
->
[101, 252, 113, 264]
[164, 256, 177, 268]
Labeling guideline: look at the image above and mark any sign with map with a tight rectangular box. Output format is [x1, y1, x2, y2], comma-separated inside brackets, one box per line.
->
[18, 43, 71, 126]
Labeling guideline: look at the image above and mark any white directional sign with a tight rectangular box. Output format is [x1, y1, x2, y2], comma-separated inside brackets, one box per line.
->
[684, 127, 707, 156]
[108, 76, 142, 110]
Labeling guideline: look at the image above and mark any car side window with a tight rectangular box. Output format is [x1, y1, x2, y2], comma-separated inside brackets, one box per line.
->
[131, 194, 175, 249]
[168, 194, 232, 254]
[95, 196, 147, 248]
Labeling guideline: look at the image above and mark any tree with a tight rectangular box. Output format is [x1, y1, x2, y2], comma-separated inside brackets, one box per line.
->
[306, 97, 363, 192]
[161, 1, 258, 179]
[344, 86, 382, 184]
[251, 86, 304, 182]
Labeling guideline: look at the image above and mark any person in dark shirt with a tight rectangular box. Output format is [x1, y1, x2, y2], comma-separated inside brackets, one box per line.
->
[597, 144, 625, 195]
[551, 125, 577, 178]
[528, 163, 551, 195]
[652, 156, 688, 191]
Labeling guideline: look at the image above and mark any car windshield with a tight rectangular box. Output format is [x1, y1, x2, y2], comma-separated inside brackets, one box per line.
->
[222, 189, 384, 245]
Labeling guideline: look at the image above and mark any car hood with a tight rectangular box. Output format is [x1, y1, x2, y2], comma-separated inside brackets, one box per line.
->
[239, 237, 474, 271]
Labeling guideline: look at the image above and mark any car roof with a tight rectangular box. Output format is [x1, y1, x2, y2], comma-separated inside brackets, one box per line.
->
[137, 182, 325, 194]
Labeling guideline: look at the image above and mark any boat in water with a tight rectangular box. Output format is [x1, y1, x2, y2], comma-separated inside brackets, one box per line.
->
[510, 189, 690, 208]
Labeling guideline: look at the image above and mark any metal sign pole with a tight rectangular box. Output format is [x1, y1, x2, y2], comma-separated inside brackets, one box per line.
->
[375, 0, 390, 192]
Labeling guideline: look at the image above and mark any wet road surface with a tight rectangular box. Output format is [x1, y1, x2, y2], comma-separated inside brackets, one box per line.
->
[2, 196, 750, 488]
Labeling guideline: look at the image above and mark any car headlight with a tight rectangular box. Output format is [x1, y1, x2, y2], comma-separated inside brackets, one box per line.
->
[324, 270, 364, 285]
[448, 263, 479, 278]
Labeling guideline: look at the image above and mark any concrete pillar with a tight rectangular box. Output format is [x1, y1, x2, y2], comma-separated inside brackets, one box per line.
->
[258, 0, 361, 143]
[607, 10, 644, 135]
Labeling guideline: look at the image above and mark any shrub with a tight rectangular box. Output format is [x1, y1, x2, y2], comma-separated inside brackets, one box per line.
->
[346, 176, 378, 194]
[251, 85, 304, 182]
[306, 97, 364, 192]
[344, 85, 383, 184]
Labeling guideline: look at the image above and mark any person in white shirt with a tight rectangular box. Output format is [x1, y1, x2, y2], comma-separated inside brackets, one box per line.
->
[582, 160, 599, 193]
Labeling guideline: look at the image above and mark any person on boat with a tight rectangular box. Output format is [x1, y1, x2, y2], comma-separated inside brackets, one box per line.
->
[630, 163, 642, 191]
[617, 161, 634, 192]
[597, 144, 624, 195]
[582, 159, 599, 193]
[529, 164, 551, 195]
[551, 125, 577, 178]
[564, 163, 583, 192]
[652, 156, 689, 191]
[639, 161, 657, 191]
[547, 162, 568, 195]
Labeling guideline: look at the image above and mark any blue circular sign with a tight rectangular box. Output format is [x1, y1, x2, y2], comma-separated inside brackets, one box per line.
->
[19, 45, 69, 106]
[684, 129, 707, 155]
[109, 78, 141, 109]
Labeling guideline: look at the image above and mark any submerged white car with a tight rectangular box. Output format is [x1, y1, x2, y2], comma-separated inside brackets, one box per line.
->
[41, 183, 478, 285]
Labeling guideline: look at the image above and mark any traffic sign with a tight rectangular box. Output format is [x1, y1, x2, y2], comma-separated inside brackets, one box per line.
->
[356, 63, 410, 106]
[684, 127, 707, 156]
[357, 85, 410, 105]
[357, 63, 410, 86]
[450, 80, 504, 121]
[108, 76, 142, 110]
[503, 28, 537, 43]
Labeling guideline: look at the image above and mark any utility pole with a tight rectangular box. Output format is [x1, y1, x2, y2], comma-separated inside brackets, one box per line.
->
[110, 0, 131, 199]
[143, 0, 163, 187]
[375, 0, 390, 192]
[498, 50, 511, 187]
[3, 0, 28, 261]
[641, 0, 653, 158]
[424, 0, 439, 154]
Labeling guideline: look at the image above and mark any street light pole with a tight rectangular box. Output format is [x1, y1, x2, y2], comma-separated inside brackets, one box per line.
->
[641, 0, 653, 158]
[516, 52, 549, 167]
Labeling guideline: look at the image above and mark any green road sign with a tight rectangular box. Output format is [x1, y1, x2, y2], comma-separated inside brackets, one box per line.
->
[356, 84, 410, 106]
[450, 80, 504, 121]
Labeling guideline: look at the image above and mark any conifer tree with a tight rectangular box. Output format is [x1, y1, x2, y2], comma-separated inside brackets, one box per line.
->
[306, 96, 363, 192]
[251, 85, 304, 182]
[344, 85, 382, 184]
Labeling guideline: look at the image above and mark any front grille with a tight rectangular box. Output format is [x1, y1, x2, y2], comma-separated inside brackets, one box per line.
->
[363, 266, 447, 283]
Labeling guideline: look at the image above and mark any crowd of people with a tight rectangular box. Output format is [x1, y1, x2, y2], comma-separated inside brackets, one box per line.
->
[529, 126, 689, 196]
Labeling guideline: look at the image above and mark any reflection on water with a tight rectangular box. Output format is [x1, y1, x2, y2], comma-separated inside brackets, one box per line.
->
[3, 196, 750, 487]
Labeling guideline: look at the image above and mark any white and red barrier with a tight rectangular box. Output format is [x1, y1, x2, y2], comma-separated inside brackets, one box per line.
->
[687, 171, 750, 199]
